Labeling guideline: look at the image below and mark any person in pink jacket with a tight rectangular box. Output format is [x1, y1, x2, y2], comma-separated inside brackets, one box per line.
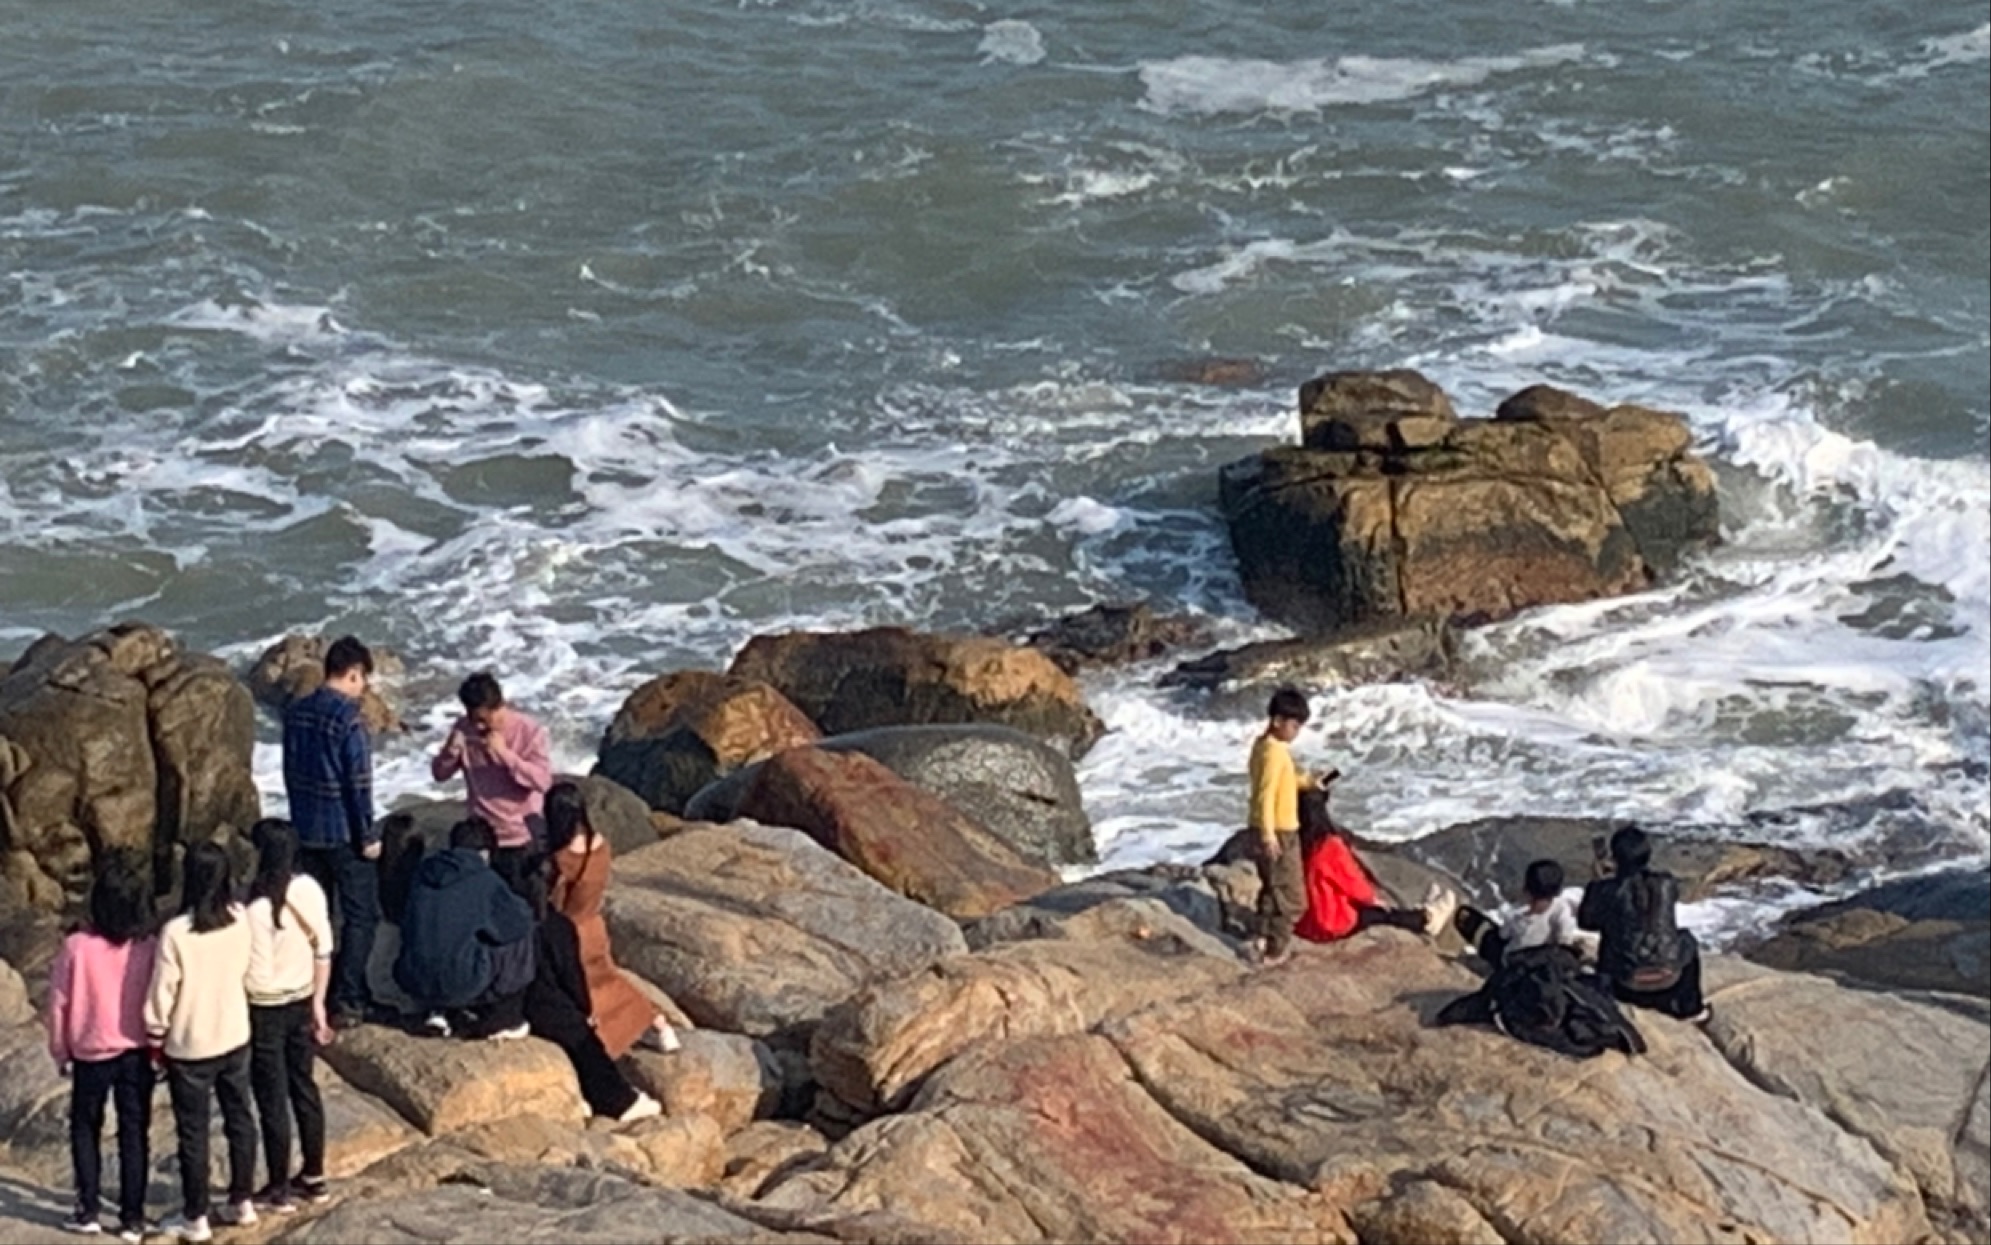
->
[46, 858, 157, 1241]
[430, 672, 553, 884]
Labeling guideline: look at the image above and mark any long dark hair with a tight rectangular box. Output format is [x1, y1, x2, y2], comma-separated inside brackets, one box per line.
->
[249, 819, 299, 929]
[87, 856, 154, 946]
[378, 812, 425, 926]
[181, 841, 236, 934]
[543, 781, 592, 855]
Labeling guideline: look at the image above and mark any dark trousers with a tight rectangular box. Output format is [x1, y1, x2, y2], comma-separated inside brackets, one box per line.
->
[299, 844, 379, 1013]
[1612, 931, 1706, 1019]
[166, 1047, 256, 1220]
[1253, 832, 1305, 957]
[1355, 905, 1427, 935]
[1455, 905, 1510, 965]
[448, 988, 527, 1038]
[491, 843, 536, 893]
[525, 995, 638, 1120]
[69, 1049, 153, 1227]
[250, 1001, 326, 1187]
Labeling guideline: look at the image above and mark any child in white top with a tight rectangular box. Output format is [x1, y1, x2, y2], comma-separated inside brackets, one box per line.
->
[1454, 859, 1597, 965]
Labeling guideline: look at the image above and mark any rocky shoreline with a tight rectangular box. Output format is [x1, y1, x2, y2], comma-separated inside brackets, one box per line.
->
[0, 373, 1983, 1244]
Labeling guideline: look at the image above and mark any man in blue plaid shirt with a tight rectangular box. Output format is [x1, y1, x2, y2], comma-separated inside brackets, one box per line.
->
[282, 636, 380, 1029]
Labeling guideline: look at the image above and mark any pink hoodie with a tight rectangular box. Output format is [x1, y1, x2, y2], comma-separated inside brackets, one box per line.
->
[46, 930, 155, 1067]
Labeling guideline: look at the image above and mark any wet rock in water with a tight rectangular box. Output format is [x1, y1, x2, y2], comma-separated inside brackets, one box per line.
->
[760, 1033, 1350, 1244]
[1702, 957, 1991, 1245]
[1746, 865, 1990, 998]
[727, 627, 1105, 760]
[602, 823, 966, 1045]
[1221, 372, 1718, 632]
[245, 631, 405, 736]
[317, 1023, 586, 1136]
[594, 671, 820, 815]
[688, 724, 1094, 869]
[0, 623, 259, 907]
[1152, 357, 1269, 387]
[730, 747, 1058, 920]
[1161, 616, 1455, 697]
[1021, 603, 1210, 675]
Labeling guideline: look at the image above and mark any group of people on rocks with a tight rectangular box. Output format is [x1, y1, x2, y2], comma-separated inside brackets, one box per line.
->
[1244, 687, 1709, 1034]
[44, 637, 677, 1242]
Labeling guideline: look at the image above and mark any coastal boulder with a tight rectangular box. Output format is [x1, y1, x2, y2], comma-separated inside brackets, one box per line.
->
[1222, 375, 1718, 632]
[602, 824, 967, 1045]
[1107, 934, 1928, 1244]
[0, 624, 258, 906]
[760, 1033, 1350, 1244]
[594, 671, 820, 815]
[622, 1031, 783, 1135]
[727, 628, 1104, 760]
[1746, 866, 1990, 997]
[1021, 603, 1209, 675]
[1162, 616, 1454, 698]
[730, 748, 1057, 921]
[245, 632, 404, 736]
[720, 1121, 832, 1199]
[686, 725, 1093, 869]
[318, 1024, 586, 1136]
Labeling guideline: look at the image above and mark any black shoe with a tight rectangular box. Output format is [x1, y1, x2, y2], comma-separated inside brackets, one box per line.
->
[329, 1005, 367, 1031]
[291, 1176, 330, 1205]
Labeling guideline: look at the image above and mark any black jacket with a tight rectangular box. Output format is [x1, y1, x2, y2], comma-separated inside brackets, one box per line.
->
[394, 848, 534, 1009]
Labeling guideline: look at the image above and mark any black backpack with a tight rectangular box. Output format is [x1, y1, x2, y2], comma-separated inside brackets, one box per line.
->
[1438, 945, 1647, 1060]
[1610, 871, 1684, 992]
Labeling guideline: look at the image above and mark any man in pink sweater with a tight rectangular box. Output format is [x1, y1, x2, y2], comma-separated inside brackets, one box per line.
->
[430, 672, 554, 882]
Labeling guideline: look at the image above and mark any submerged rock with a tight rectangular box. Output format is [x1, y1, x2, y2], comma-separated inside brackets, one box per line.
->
[1022, 603, 1210, 675]
[1746, 865, 1990, 997]
[1161, 616, 1454, 697]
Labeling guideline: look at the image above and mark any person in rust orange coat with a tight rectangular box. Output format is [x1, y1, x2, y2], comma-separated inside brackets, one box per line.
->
[542, 783, 681, 1058]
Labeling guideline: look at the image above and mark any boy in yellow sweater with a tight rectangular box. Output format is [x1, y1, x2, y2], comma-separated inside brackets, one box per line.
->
[1248, 688, 1327, 967]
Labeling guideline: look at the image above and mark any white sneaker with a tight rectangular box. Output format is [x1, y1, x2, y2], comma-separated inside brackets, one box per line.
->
[156, 1216, 212, 1244]
[422, 1013, 452, 1039]
[486, 1022, 530, 1042]
[1422, 883, 1459, 939]
[216, 1200, 257, 1228]
[616, 1091, 662, 1124]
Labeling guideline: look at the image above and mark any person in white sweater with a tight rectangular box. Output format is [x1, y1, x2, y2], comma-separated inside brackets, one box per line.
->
[244, 819, 337, 1213]
[1452, 859, 1597, 966]
[145, 842, 257, 1244]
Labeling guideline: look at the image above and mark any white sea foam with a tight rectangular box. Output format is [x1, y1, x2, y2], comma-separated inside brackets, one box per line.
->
[1138, 44, 1589, 116]
[979, 20, 1046, 67]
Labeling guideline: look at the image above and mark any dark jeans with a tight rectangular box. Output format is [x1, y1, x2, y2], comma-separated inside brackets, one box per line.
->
[1612, 931, 1706, 1019]
[1355, 904, 1427, 934]
[166, 1047, 256, 1220]
[1455, 905, 1510, 966]
[299, 843, 379, 1014]
[250, 1001, 326, 1187]
[69, 1049, 153, 1227]
[449, 988, 527, 1039]
[525, 994, 638, 1120]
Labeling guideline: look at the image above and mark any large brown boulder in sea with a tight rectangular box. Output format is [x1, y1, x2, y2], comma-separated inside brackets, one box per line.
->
[594, 671, 822, 815]
[1745, 865, 1990, 998]
[727, 627, 1105, 760]
[1221, 373, 1719, 631]
[602, 823, 968, 1045]
[0, 624, 259, 906]
[246, 632, 405, 736]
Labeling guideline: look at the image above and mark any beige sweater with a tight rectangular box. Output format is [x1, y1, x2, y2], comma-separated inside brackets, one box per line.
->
[145, 909, 252, 1061]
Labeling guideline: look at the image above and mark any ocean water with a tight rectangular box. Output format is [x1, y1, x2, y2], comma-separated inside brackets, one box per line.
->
[3, 0, 1986, 929]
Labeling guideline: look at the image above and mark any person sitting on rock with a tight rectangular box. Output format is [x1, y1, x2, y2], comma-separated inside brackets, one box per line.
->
[1454, 859, 1594, 968]
[1291, 788, 1456, 948]
[429, 672, 554, 887]
[506, 858, 662, 1125]
[1578, 826, 1710, 1024]
[393, 818, 536, 1040]
[543, 782, 680, 1055]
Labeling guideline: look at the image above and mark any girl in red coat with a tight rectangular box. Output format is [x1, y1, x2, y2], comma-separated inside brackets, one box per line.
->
[1294, 786, 1454, 943]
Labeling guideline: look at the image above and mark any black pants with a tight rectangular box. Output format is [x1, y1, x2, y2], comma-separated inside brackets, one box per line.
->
[1455, 905, 1510, 966]
[166, 1047, 257, 1220]
[524, 994, 638, 1120]
[250, 1001, 326, 1188]
[448, 988, 527, 1039]
[69, 1050, 153, 1227]
[1355, 904, 1427, 934]
[1612, 931, 1706, 1019]
[299, 844, 379, 1014]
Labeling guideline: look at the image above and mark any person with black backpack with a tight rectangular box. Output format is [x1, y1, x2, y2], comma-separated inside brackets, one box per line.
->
[1577, 826, 1710, 1023]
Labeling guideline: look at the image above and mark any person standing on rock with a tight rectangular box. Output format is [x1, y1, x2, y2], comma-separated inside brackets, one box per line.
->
[543, 781, 681, 1055]
[46, 858, 157, 1242]
[1246, 688, 1328, 967]
[282, 635, 380, 1031]
[430, 672, 554, 888]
